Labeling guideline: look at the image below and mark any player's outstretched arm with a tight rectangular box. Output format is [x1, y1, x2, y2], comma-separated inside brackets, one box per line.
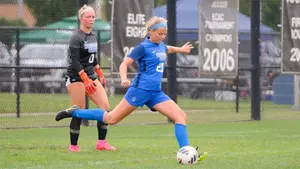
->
[167, 42, 194, 54]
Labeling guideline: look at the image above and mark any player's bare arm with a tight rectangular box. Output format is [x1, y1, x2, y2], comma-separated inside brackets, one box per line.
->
[166, 42, 194, 54]
[119, 57, 134, 88]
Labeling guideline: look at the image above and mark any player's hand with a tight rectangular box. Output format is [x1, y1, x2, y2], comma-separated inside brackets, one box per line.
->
[121, 79, 131, 88]
[181, 42, 194, 54]
[80, 71, 97, 94]
[95, 68, 106, 88]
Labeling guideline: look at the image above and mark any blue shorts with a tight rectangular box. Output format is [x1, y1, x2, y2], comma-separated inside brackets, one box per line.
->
[124, 87, 171, 110]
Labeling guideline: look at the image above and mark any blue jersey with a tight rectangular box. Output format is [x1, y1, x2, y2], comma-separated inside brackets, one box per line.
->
[128, 37, 168, 91]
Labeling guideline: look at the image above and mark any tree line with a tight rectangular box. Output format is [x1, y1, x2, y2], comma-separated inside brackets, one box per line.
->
[1, 0, 281, 30]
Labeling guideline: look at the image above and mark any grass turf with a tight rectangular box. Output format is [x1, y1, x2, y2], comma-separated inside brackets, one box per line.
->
[0, 119, 300, 169]
[0, 92, 292, 113]
[1, 92, 300, 168]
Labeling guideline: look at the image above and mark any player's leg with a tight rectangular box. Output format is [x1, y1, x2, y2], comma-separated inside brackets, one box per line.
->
[56, 87, 150, 125]
[56, 87, 140, 124]
[66, 81, 86, 152]
[149, 91, 207, 162]
[104, 87, 158, 124]
[88, 79, 110, 110]
[147, 92, 189, 148]
[56, 97, 136, 124]
[87, 79, 116, 151]
[103, 98, 136, 124]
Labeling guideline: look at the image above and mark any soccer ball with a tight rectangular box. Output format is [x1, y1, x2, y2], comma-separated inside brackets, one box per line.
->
[176, 146, 199, 165]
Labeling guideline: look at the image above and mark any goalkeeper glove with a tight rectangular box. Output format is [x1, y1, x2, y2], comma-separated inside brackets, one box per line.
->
[95, 68, 106, 88]
[79, 71, 97, 94]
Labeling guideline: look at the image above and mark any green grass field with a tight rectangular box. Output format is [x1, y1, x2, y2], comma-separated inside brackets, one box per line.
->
[0, 92, 292, 113]
[1, 93, 300, 168]
[1, 119, 300, 169]
[0, 92, 296, 128]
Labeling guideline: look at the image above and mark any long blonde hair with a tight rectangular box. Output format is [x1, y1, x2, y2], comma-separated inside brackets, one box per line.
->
[78, 4, 94, 19]
[142, 17, 167, 38]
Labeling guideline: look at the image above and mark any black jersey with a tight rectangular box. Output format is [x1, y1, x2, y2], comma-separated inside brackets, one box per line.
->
[67, 29, 98, 77]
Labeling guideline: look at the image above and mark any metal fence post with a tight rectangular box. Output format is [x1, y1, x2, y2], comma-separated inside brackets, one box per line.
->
[235, 75, 240, 113]
[251, 0, 261, 120]
[15, 28, 20, 118]
[167, 0, 177, 123]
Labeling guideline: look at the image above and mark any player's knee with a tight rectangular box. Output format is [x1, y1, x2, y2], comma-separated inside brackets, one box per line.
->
[97, 101, 110, 111]
[77, 104, 85, 109]
[104, 113, 119, 125]
[180, 111, 187, 123]
[102, 103, 110, 111]
[174, 110, 187, 124]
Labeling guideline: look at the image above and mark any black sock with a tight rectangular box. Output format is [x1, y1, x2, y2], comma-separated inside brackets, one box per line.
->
[70, 117, 81, 145]
[97, 121, 108, 140]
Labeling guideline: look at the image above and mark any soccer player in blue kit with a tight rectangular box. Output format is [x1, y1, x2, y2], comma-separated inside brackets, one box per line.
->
[56, 16, 207, 162]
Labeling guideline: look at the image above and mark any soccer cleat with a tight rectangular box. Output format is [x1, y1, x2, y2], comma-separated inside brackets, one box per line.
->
[68, 145, 80, 152]
[55, 105, 80, 121]
[96, 140, 117, 151]
[195, 147, 208, 163]
[197, 152, 208, 162]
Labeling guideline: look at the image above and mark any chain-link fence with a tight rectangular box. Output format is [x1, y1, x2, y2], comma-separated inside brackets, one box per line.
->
[0, 0, 112, 128]
[0, 1, 286, 129]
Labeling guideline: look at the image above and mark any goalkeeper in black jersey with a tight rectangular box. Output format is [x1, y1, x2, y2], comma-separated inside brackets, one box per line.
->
[63, 4, 115, 152]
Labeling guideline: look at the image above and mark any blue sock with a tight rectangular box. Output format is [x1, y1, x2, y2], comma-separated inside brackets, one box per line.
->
[175, 123, 189, 148]
[72, 109, 105, 122]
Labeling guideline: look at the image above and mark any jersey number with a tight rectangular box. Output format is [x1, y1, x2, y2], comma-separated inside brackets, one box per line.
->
[89, 54, 95, 63]
[156, 63, 164, 72]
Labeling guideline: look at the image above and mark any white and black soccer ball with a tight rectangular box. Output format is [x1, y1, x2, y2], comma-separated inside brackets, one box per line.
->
[176, 146, 199, 165]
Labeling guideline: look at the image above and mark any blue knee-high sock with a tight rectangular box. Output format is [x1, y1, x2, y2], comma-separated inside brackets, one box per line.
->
[175, 123, 189, 148]
[72, 109, 105, 122]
